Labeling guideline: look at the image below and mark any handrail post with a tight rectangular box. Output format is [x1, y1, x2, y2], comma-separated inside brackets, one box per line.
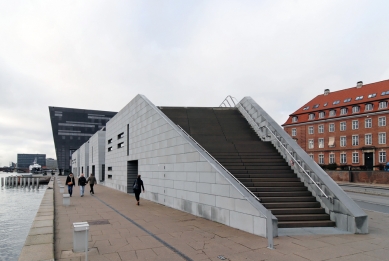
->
[266, 210, 274, 249]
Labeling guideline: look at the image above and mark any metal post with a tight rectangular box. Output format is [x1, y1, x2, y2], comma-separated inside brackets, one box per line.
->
[85, 226, 89, 261]
[1, 177, 3, 187]
[37, 178, 40, 190]
[267, 209, 274, 249]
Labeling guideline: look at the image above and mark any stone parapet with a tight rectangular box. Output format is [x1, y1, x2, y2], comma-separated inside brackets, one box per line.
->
[327, 170, 389, 184]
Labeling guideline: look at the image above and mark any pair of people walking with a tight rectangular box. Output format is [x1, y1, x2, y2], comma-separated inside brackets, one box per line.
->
[66, 173, 97, 197]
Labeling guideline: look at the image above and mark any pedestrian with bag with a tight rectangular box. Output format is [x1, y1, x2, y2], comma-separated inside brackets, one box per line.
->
[65, 173, 75, 197]
[78, 173, 87, 197]
[87, 173, 97, 195]
[133, 175, 145, 205]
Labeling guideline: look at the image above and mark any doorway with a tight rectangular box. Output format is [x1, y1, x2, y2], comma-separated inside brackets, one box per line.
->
[364, 152, 373, 170]
[101, 164, 105, 182]
[92, 165, 95, 177]
[127, 160, 138, 194]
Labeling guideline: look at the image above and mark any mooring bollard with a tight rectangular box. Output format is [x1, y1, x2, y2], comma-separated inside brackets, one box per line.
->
[63, 194, 70, 206]
[60, 186, 64, 193]
[1, 177, 3, 187]
[73, 222, 89, 257]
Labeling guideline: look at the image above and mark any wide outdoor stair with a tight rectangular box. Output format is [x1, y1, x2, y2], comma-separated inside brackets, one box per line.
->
[160, 107, 335, 228]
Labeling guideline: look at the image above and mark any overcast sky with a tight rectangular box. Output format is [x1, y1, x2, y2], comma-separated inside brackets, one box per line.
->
[1, 1, 389, 166]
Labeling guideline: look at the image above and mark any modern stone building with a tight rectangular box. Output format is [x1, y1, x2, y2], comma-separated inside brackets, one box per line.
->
[283, 79, 389, 170]
[46, 158, 58, 169]
[71, 94, 368, 237]
[49, 106, 117, 175]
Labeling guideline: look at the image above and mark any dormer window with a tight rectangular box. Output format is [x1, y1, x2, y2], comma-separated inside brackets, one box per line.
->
[329, 110, 336, 117]
[368, 93, 377, 98]
[355, 96, 364, 101]
[303, 106, 310, 110]
[333, 100, 340, 105]
[379, 101, 388, 109]
[292, 116, 298, 123]
[352, 106, 360, 113]
[318, 111, 325, 118]
[381, 91, 389, 96]
[323, 103, 328, 107]
[365, 103, 373, 111]
[308, 113, 315, 120]
[344, 98, 352, 103]
[340, 108, 348, 115]
[313, 104, 319, 108]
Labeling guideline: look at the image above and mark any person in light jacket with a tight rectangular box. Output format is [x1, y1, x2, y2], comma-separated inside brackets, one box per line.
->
[65, 173, 75, 197]
[87, 174, 97, 195]
[78, 173, 87, 197]
[133, 175, 145, 205]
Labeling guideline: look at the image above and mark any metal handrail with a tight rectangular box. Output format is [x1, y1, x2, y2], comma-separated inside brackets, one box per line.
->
[219, 95, 238, 107]
[236, 103, 329, 199]
[176, 125, 262, 203]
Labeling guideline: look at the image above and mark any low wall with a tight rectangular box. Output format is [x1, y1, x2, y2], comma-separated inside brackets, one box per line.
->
[327, 171, 389, 184]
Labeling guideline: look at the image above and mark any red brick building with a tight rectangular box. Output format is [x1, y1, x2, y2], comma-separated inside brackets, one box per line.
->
[282, 80, 389, 170]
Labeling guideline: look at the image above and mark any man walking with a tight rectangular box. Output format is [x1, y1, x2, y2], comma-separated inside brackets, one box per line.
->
[65, 173, 75, 197]
[87, 173, 97, 194]
[78, 173, 87, 197]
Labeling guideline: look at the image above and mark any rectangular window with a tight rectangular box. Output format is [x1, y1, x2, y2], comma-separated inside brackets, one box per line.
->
[292, 128, 296, 136]
[365, 134, 372, 145]
[329, 123, 335, 132]
[118, 132, 124, 139]
[319, 112, 325, 118]
[108, 147, 113, 152]
[352, 135, 359, 146]
[352, 120, 359, 130]
[352, 152, 359, 163]
[352, 106, 360, 113]
[340, 153, 347, 164]
[318, 154, 324, 164]
[108, 138, 112, 144]
[308, 139, 314, 149]
[365, 118, 372, 128]
[118, 142, 125, 148]
[107, 166, 112, 171]
[329, 110, 336, 116]
[318, 124, 324, 133]
[292, 116, 298, 122]
[318, 138, 324, 148]
[309, 154, 314, 159]
[379, 132, 386, 144]
[340, 136, 346, 147]
[340, 122, 346, 131]
[309, 114, 315, 120]
[329, 154, 335, 164]
[365, 104, 373, 111]
[328, 137, 335, 147]
[108, 175, 112, 179]
[379, 151, 386, 163]
[379, 101, 387, 109]
[340, 108, 348, 115]
[308, 126, 314, 134]
[378, 116, 386, 127]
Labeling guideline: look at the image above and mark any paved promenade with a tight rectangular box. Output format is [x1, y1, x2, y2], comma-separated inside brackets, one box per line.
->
[54, 177, 389, 261]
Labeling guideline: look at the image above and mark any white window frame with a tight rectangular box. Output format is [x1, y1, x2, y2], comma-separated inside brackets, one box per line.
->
[340, 153, 347, 164]
[318, 154, 324, 164]
[340, 108, 348, 115]
[352, 120, 359, 130]
[292, 116, 298, 122]
[379, 101, 388, 109]
[292, 128, 297, 136]
[379, 132, 386, 144]
[340, 136, 346, 147]
[352, 152, 359, 163]
[352, 106, 360, 113]
[329, 110, 336, 116]
[365, 103, 373, 111]
[309, 154, 314, 159]
[365, 118, 372, 128]
[378, 116, 386, 127]
[319, 112, 325, 118]
[318, 124, 324, 133]
[352, 135, 359, 146]
[329, 154, 335, 164]
[329, 123, 335, 132]
[318, 138, 324, 148]
[379, 151, 386, 163]
[309, 114, 315, 120]
[365, 134, 372, 145]
[308, 139, 314, 149]
[340, 122, 346, 131]
[308, 126, 314, 134]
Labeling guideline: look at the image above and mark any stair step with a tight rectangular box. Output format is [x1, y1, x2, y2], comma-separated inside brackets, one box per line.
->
[278, 220, 336, 228]
[270, 208, 326, 215]
[262, 202, 321, 208]
[239, 178, 301, 183]
[254, 191, 312, 197]
[276, 214, 331, 222]
[234, 174, 297, 178]
[242, 182, 305, 187]
[248, 187, 308, 192]
[260, 196, 317, 203]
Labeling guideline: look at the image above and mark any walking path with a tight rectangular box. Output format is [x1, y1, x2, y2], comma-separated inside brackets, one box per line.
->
[55, 176, 389, 261]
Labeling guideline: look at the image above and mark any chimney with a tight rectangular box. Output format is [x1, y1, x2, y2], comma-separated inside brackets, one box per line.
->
[356, 81, 363, 88]
[324, 89, 330, 95]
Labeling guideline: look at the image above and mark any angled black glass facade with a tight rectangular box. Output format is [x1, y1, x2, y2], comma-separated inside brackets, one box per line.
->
[17, 154, 46, 169]
[49, 107, 117, 175]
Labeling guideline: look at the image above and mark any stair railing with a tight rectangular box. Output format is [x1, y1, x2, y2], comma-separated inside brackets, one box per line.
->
[219, 95, 238, 107]
[176, 125, 262, 203]
[236, 103, 329, 199]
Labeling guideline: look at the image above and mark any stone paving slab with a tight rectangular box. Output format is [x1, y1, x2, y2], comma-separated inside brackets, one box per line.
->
[54, 176, 389, 261]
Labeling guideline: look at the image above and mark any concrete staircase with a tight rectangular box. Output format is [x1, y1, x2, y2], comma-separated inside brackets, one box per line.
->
[160, 107, 335, 228]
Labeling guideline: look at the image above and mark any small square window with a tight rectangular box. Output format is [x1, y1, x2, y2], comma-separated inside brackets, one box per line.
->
[291, 128, 297, 136]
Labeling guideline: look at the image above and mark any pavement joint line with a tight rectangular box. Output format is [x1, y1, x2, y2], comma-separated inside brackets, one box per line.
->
[93, 195, 193, 261]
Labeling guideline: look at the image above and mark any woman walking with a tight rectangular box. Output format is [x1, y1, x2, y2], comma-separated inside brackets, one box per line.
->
[133, 175, 145, 205]
[65, 173, 75, 197]
[87, 174, 97, 194]
[78, 173, 87, 197]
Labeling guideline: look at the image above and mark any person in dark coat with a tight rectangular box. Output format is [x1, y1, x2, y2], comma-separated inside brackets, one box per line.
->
[65, 173, 75, 197]
[86, 174, 97, 194]
[133, 175, 145, 205]
[78, 173, 87, 197]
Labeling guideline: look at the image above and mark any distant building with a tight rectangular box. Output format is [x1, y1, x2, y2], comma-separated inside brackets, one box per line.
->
[46, 158, 58, 169]
[17, 154, 46, 169]
[283, 80, 389, 170]
[49, 106, 117, 175]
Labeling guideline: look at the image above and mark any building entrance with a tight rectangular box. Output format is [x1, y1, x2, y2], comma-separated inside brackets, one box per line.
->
[127, 160, 138, 193]
[364, 152, 373, 170]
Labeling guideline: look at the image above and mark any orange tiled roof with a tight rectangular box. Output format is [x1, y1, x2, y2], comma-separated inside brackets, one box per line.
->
[282, 79, 389, 126]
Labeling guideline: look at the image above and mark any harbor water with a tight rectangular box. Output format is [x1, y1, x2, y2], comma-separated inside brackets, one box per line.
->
[0, 172, 47, 261]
